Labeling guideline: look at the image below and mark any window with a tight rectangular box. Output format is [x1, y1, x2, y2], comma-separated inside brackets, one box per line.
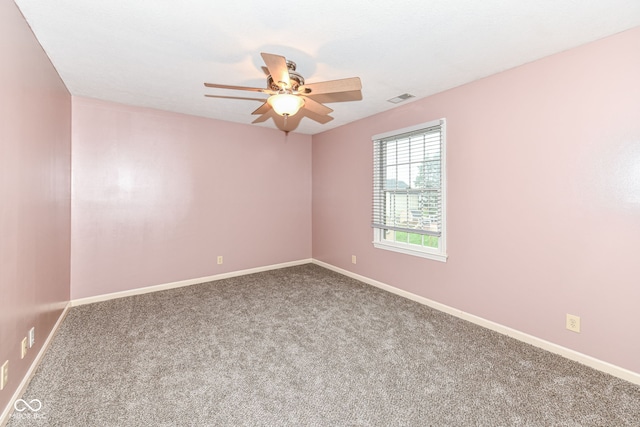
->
[372, 119, 447, 262]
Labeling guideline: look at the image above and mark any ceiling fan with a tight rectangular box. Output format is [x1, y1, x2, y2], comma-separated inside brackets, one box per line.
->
[204, 53, 362, 133]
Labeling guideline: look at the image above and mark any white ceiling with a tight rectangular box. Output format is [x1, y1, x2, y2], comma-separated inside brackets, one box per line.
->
[14, 0, 640, 134]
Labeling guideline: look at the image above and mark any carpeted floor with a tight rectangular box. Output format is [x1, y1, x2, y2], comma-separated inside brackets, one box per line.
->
[8, 264, 640, 426]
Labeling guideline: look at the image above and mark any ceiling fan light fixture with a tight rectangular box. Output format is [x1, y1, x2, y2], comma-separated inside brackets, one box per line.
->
[268, 93, 304, 116]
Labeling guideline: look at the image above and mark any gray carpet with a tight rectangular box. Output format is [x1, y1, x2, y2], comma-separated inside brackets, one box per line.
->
[8, 264, 640, 426]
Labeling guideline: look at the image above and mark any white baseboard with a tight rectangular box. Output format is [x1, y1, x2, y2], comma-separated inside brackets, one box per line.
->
[312, 259, 640, 386]
[71, 259, 313, 307]
[0, 303, 71, 427]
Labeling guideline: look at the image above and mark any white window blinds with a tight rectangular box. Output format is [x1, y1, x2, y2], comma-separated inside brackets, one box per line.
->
[372, 122, 443, 237]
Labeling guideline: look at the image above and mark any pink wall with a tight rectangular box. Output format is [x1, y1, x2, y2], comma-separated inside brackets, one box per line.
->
[313, 27, 640, 374]
[0, 0, 71, 415]
[71, 98, 312, 299]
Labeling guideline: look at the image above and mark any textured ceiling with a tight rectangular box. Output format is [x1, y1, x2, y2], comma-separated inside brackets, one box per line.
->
[14, 0, 640, 134]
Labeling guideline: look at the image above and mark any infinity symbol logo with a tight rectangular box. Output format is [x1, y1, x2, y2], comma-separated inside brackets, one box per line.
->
[14, 399, 42, 412]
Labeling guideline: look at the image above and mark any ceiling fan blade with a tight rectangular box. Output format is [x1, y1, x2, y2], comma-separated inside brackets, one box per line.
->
[302, 97, 333, 116]
[204, 82, 273, 93]
[204, 94, 267, 102]
[303, 110, 334, 125]
[307, 90, 363, 104]
[261, 53, 290, 89]
[251, 102, 271, 115]
[298, 77, 362, 95]
[252, 112, 272, 124]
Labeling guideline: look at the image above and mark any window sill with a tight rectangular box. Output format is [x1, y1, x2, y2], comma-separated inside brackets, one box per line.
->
[373, 241, 448, 262]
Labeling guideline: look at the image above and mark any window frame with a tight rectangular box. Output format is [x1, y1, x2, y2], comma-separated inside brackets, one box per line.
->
[371, 118, 448, 262]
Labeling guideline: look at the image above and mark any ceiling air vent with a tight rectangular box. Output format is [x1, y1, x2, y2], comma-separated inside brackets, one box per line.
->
[387, 93, 415, 104]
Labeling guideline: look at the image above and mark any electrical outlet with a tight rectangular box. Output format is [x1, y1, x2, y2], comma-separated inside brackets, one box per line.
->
[21, 337, 28, 359]
[29, 327, 35, 348]
[352, 255, 357, 264]
[217, 256, 223, 265]
[566, 314, 581, 333]
[0, 360, 8, 390]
